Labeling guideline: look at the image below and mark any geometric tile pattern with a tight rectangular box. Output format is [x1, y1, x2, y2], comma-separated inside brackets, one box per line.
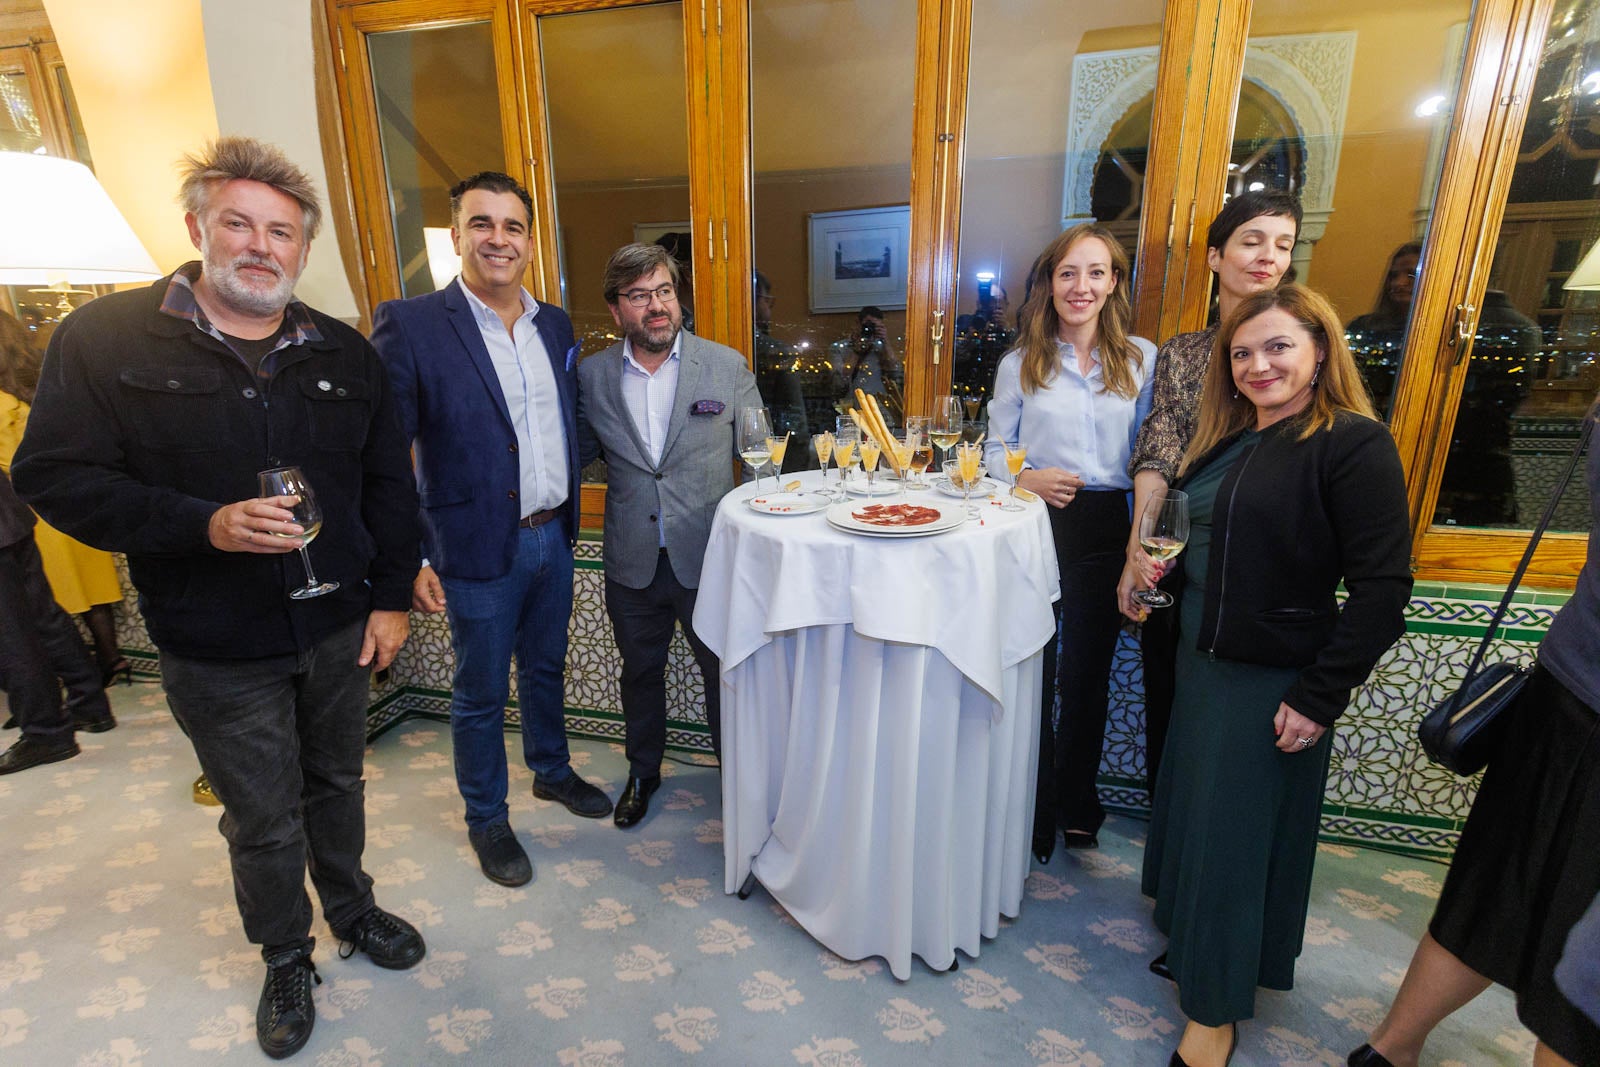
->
[103, 551, 1570, 862]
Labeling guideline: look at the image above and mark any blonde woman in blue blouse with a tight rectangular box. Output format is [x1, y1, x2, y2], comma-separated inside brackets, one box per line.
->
[986, 223, 1157, 863]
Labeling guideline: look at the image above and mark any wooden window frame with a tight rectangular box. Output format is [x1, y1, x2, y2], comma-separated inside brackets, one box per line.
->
[326, 0, 1588, 586]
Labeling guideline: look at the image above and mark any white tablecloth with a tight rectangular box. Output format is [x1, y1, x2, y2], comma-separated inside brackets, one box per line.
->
[694, 470, 1060, 978]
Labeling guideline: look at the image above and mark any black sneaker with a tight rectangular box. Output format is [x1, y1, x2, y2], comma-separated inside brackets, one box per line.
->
[468, 821, 533, 886]
[0, 735, 80, 775]
[532, 771, 614, 818]
[331, 906, 425, 970]
[257, 945, 320, 1059]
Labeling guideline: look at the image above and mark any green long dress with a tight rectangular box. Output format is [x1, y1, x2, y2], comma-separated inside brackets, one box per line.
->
[1140, 431, 1335, 1026]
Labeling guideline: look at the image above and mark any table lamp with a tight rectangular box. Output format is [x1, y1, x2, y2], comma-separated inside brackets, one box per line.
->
[0, 151, 162, 315]
[1566, 237, 1600, 293]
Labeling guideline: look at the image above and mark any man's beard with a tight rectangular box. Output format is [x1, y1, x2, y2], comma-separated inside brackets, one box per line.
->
[627, 309, 680, 354]
[201, 240, 298, 317]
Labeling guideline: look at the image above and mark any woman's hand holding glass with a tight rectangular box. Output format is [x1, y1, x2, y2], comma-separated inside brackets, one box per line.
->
[1133, 489, 1189, 609]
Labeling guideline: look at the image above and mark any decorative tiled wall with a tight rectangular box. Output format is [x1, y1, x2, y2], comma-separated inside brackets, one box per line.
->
[111, 553, 1561, 861]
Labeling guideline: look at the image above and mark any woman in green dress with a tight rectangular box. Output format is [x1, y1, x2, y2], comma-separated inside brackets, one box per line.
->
[1141, 285, 1413, 1067]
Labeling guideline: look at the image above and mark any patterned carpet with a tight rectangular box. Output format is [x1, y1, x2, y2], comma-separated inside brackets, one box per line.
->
[1, 682, 1526, 1066]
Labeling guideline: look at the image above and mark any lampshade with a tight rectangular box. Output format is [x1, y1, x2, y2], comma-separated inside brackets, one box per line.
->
[0, 152, 162, 285]
[1567, 237, 1600, 292]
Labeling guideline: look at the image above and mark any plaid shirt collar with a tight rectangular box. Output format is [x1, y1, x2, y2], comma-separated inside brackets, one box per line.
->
[158, 262, 322, 350]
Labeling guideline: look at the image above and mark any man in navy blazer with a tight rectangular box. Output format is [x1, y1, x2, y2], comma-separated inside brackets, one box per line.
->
[372, 172, 611, 888]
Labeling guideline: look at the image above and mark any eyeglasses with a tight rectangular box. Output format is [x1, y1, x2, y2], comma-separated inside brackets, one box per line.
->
[620, 284, 677, 308]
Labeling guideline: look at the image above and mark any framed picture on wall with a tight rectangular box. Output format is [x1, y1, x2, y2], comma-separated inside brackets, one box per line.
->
[807, 206, 910, 313]
[633, 220, 692, 247]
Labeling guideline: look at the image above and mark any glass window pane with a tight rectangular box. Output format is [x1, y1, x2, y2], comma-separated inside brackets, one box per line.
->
[751, 0, 917, 462]
[1224, 3, 1473, 427]
[368, 22, 506, 299]
[954, 2, 1166, 414]
[539, 3, 689, 484]
[0, 70, 45, 153]
[1433, 0, 1597, 533]
[54, 66, 92, 168]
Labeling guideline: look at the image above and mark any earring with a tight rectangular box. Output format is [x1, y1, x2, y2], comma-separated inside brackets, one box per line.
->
[1232, 387, 1240, 399]
[1311, 364, 1322, 387]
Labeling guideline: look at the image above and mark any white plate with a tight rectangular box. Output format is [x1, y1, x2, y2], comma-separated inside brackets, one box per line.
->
[840, 473, 904, 497]
[825, 498, 966, 538]
[746, 491, 831, 516]
[933, 476, 1001, 499]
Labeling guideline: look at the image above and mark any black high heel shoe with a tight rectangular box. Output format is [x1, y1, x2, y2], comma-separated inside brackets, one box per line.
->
[1149, 951, 1174, 982]
[1169, 1024, 1237, 1067]
[102, 658, 132, 688]
[1032, 829, 1055, 865]
[1347, 1044, 1396, 1067]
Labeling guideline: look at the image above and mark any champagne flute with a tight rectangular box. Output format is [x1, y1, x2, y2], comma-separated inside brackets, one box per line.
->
[812, 431, 835, 492]
[833, 433, 858, 501]
[1134, 489, 1190, 608]
[257, 466, 339, 599]
[956, 441, 984, 517]
[904, 416, 932, 490]
[738, 408, 773, 495]
[766, 431, 791, 483]
[859, 437, 883, 496]
[1001, 440, 1028, 512]
[931, 396, 962, 472]
[891, 439, 915, 489]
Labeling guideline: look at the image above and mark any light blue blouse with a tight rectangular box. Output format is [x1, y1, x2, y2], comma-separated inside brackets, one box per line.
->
[984, 337, 1157, 492]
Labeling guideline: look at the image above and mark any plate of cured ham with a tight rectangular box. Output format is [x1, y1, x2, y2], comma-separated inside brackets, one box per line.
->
[824, 498, 966, 538]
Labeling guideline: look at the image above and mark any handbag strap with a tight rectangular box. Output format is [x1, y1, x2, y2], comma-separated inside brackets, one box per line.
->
[1460, 400, 1597, 684]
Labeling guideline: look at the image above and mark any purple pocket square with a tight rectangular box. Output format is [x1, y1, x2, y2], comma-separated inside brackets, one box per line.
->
[691, 399, 725, 416]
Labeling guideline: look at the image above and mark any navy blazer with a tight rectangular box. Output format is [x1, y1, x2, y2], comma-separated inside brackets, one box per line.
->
[372, 280, 580, 581]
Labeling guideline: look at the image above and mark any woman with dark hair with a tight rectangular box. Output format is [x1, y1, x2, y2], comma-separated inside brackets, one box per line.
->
[0, 311, 128, 691]
[1143, 285, 1411, 1066]
[1348, 400, 1600, 1067]
[985, 223, 1157, 863]
[1118, 189, 1302, 799]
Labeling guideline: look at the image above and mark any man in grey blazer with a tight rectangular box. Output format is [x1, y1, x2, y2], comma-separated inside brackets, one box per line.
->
[577, 243, 762, 828]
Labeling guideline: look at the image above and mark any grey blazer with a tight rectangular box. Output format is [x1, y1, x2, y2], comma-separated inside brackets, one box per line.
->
[577, 331, 763, 590]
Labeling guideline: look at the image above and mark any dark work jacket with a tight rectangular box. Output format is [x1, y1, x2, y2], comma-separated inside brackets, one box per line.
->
[11, 270, 420, 659]
[1163, 410, 1412, 726]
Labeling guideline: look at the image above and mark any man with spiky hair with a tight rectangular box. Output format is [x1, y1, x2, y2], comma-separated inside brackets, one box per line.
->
[13, 136, 425, 1060]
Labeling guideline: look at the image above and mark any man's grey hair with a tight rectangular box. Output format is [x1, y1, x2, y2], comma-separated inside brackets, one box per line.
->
[177, 136, 323, 240]
[602, 243, 680, 305]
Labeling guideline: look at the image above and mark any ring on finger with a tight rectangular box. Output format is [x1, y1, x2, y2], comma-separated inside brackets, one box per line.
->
[1296, 736, 1314, 748]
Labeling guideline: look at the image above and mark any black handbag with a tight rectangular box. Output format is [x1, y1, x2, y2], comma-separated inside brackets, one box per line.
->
[1419, 404, 1596, 776]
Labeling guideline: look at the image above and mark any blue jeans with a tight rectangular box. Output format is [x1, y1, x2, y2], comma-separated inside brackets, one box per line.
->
[439, 522, 575, 831]
[160, 618, 375, 952]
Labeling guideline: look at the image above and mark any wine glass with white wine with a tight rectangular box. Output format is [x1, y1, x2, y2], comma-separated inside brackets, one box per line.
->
[1134, 489, 1190, 608]
[932, 396, 962, 473]
[257, 466, 339, 599]
[738, 408, 774, 495]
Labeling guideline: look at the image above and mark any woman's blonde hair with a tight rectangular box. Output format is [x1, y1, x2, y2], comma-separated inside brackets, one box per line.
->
[1013, 224, 1141, 399]
[1180, 284, 1376, 474]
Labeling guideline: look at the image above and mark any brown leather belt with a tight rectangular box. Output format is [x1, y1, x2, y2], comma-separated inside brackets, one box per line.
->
[519, 508, 559, 530]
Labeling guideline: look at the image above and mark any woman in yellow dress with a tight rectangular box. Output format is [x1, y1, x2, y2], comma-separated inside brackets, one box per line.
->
[0, 312, 128, 688]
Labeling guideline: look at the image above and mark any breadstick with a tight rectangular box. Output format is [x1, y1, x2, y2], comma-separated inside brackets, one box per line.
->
[852, 388, 903, 475]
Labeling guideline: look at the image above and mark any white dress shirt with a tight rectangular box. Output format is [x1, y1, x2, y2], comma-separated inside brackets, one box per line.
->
[621, 334, 683, 546]
[985, 336, 1157, 491]
[457, 277, 568, 516]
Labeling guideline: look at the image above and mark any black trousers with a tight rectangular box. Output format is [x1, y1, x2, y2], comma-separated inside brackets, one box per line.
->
[1036, 490, 1129, 845]
[605, 550, 721, 778]
[0, 535, 108, 744]
[1139, 591, 1178, 796]
[160, 618, 375, 954]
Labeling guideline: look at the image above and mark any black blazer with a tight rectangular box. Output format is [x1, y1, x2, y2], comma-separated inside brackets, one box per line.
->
[0, 469, 36, 550]
[1168, 410, 1412, 726]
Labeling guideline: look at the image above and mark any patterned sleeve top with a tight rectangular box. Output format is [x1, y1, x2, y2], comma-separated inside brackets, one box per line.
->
[1128, 323, 1219, 482]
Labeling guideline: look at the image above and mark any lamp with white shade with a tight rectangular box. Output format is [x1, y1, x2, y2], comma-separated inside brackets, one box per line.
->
[0, 151, 162, 318]
[1566, 236, 1600, 293]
